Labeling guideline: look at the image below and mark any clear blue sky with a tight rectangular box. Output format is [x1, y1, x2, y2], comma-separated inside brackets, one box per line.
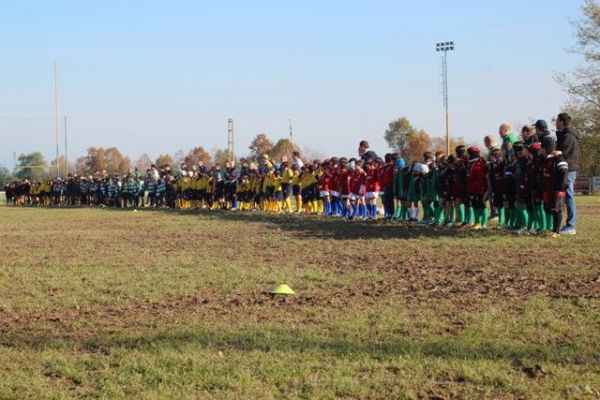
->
[0, 0, 584, 167]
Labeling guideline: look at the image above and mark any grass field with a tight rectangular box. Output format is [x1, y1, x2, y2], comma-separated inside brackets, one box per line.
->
[0, 198, 599, 399]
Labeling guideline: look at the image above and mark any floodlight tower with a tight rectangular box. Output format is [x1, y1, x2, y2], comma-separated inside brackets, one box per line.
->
[288, 119, 293, 144]
[227, 118, 234, 161]
[436, 41, 454, 155]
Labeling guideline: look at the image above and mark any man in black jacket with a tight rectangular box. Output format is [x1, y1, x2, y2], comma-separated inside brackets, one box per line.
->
[555, 112, 580, 235]
[358, 140, 378, 162]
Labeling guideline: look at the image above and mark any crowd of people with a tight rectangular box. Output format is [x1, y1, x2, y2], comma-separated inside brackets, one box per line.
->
[3, 113, 581, 236]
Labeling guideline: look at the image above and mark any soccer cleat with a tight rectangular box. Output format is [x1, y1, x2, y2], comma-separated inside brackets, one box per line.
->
[560, 227, 577, 235]
[471, 223, 482, 231]
[550, 232, 561, 238]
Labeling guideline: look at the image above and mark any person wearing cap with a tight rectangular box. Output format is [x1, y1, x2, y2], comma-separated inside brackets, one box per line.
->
[533, 120, 551, 142]
[555, 112, 580, 235]
[498, 123, 518, 161]
[542, 136, 569, 237]
[466, 146, 489, 230]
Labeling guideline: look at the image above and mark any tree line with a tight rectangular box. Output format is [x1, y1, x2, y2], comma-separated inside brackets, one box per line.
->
[2, 134, 312, 185]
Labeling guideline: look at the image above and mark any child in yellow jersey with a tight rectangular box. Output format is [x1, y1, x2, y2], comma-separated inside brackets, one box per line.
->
[280, 162, 294, 212]
[300, 165, 319, 214]
[262, 168, 275, 212]
[291, 165, 301, 212]
[197, 173, 208, 209]
[249, 172, 260, 210]
[273, 168, 283, 213]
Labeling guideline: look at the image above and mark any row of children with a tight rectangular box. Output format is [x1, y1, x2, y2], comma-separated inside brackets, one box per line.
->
[5, 117, 578, 236]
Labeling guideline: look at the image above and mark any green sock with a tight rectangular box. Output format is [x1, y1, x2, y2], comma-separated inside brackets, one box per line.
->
[507, 207, 516, 228]
[517, 205, 529, 229]
[395, 205, 402, 219]
[474, 208, 481, 225]
[498, 207, 505, 226]
[458, 204, 466, 223]
[436, 205, 445, 223]
[467, 207, 475, 224]
[480, 208, 489, 227]
[545, 210, 553, 232]
[527, 209, 535, 230]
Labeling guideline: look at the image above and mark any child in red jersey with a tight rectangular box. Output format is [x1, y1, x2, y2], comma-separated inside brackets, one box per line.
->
[337, 158, 353, 218]
[466, 146, 489, 230]
[351, 161, 367, 219]
[319, 159, 332, 216]
[364, 159, 381, 220]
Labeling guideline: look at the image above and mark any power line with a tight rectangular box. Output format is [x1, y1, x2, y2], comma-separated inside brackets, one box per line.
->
[0, 115, 58, 121]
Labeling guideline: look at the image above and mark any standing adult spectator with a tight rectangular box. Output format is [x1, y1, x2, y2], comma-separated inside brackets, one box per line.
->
[484, 135, 500, 161]
[498, 123, 518, 161]
[555, 112, 580, 235]
[292, 151, 304, 169]
[533, 120, 551, 142]
[522, 125, 538, 146]
[358, 140, 378, 162]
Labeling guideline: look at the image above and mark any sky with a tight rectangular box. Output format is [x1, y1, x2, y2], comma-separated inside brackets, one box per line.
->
[0, 0, 585, 168]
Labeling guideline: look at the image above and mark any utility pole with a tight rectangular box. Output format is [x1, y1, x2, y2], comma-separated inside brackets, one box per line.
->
[64, 116, 68, 176]
[227, 118, 234, 161]
[288, 119, 293, 144]
[54, 60, 60, 178]
[436, 41, 455, 155]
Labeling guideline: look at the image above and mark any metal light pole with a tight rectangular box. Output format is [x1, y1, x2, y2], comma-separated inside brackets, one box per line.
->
[54, 60, 60, 178]
[436, 41, 454, 155]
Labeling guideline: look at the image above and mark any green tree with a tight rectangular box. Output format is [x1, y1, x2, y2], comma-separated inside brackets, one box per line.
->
[0, 166, 11, 187]
[183, 147, 212, 169]
[213, 148, 230, 165]
[384, 117, 416, 153]
[269, 138, 298, 161]
[15, 152, 47, 181]
[403, 130, 432, 162]
[248, 133, 274, 162]
[558, 0, 600, 175]
[155, 154, 175, 169]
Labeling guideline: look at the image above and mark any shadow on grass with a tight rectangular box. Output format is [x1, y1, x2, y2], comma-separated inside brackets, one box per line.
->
[2, 204, 507, 240]
[2, 326, 596, 366]
[171, 208, 500, 241]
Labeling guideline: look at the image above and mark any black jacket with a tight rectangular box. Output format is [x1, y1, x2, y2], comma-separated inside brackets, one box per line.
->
[361, 150, 378, 162]
[556, 127, 580, 172]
